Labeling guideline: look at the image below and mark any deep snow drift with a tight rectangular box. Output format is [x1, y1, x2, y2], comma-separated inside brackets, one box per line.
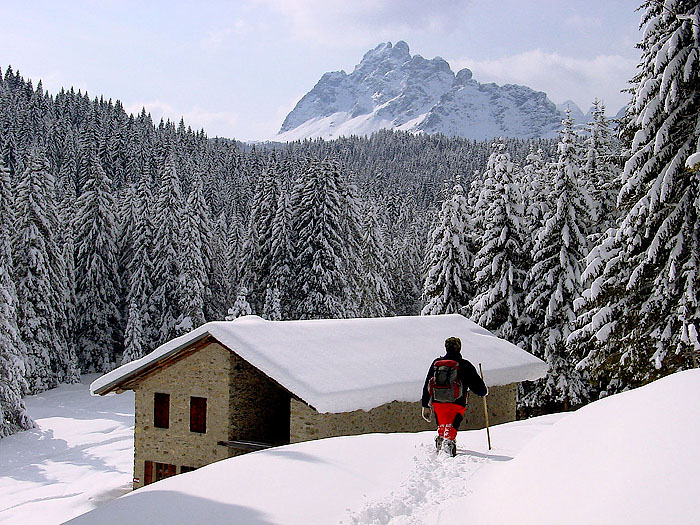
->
[2, 370, 698, 524]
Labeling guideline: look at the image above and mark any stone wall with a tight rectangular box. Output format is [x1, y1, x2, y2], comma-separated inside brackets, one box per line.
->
[132, 342, 232, 489]
[290, 383, 516, 442]
[228, 352, 291, 448]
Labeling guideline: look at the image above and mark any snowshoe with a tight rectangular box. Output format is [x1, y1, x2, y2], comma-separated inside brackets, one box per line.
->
[435, 435, 444, 452]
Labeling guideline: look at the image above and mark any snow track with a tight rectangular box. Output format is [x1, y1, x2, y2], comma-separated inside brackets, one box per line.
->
[345, 443, 496, 524]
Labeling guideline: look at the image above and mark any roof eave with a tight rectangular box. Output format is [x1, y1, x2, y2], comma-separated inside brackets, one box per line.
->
[92, 331, 214, 396]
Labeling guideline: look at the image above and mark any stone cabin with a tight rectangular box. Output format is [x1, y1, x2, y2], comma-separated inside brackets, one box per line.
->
[91, 314, 546, 489]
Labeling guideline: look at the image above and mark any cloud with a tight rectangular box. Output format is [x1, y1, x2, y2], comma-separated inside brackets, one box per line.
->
[449, 49, 637, 112]
[255, 0, 471, 46]
[201, 20, 249, 51]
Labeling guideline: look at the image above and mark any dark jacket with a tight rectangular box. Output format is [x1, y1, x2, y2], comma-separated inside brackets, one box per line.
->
[421, 351, 488, 407]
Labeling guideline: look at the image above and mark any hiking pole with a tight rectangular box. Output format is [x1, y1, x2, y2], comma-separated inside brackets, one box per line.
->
[478, 363, 492, 450]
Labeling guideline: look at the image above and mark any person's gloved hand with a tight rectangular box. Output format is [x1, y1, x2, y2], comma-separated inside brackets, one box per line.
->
[421, 407, 432, 422]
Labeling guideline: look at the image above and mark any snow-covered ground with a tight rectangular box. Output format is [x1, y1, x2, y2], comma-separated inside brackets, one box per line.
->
[0, 375, 134, 524]
[1, 370, 699, 524]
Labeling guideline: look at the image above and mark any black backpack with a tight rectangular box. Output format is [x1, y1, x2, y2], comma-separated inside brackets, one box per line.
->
[429, 359, 463, 403]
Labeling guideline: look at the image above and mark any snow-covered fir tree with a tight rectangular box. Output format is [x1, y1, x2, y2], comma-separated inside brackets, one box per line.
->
[116, 184, 139, 334]
[151, 155, 184, 345]
[581, 99, 620, 239]
[13, 151, 71, 392]
[226, 287, 253, 320]
[122, 300, 144, 364]
[470, 142, 528, 343]
[388, 219, 425, 316]
[421, 180, 474, 316]
[523, 112, 592, 409]
[176, 177, 210, 334]
[262, 286, 282, 321]
[123, 171, 154, 362]
[571, 0, 700, 392]
[0, 155, 34, 437]
[290, 158, 353, 319]
[208, 214, 231, 321]
[240, 220, 263, 311]
[337, 172, 365, 318]
[522, 146, 551, 247]
[269, 190, 294, 319]
[74, 153, 121, 372]
[359, 201, 393, 317]
[241, 163, 281, 313]
[224, 212, 245, 303]
[56, 191, 80, 384]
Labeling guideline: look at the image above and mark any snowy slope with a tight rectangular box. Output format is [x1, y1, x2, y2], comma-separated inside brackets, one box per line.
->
[459, 368, 700, 524]
[3, 370, 699, 524]
[0, 375, 134, 524]
[276, 41, 564, 142]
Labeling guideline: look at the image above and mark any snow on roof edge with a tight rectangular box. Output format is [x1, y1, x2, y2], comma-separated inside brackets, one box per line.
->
[90, 326, 212, 396]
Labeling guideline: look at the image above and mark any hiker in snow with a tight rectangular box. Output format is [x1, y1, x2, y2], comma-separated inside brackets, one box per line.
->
[421, 336, 487, 456]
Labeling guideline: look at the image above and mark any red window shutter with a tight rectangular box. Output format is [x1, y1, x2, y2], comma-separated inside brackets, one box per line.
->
[144, 461, 153, 485]
[190, 397, 207, 433]
[154, 393, 170, 428]
[168, 464, 177, 477]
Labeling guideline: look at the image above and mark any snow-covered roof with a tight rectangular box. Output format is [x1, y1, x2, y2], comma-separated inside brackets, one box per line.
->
[91, 314, 546, 413]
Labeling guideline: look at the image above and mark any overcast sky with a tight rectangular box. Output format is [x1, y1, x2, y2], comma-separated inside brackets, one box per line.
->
[1, 0, 642, 141]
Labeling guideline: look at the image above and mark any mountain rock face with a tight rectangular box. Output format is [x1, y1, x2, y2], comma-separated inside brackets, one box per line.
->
[276, 41, 564, 141]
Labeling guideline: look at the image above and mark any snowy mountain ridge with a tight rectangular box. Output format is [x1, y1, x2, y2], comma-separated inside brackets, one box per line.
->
[276, 41, 567, 141]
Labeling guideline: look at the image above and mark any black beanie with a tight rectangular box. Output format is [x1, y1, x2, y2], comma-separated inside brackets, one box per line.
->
[445, 337, 461, 353]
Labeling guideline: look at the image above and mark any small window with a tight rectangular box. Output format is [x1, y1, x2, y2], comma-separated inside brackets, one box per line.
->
[155, 462, 177, 481]
[180, 466, 197, 474]
[154, 393, 170, 429]
[190, 396, 207, 433]
[144, 460, 154, 485]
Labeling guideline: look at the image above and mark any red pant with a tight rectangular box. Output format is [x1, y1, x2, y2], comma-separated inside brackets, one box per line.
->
[433, 403, 466, 440]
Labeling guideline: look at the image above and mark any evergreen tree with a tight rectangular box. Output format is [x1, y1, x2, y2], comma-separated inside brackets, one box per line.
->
[239, 219, 263, 311]
[116, 183, 139, 334]
[0, 155, 33, 437]
[523, 112, 592, 409]
[56, 191, 80, 383]
[176, 178, 210, 334]
[124, 171, 155, 360]
[338, 173, 365, 318]
[225, 287, 253, 320]
[571, 0, 700, 392]
[269, 190, 294, 319]
[209, 213, 232, 321]
[470, 142, 528, 343]
[74, 153, 121, 372]
[241, 163, 281, 312]
[262, 286, 282, 321]
[581, 99, 620, 239]
[522, 147, 551, 245]
[359, 201, 393, 317]
[122, 300, 144, 364]
[388, 219, 425, 316]
[291, 158, 350, 319]
[151, 155, 184, 345]
[13, 151, 69, 391]
[421, 180, 474, 316]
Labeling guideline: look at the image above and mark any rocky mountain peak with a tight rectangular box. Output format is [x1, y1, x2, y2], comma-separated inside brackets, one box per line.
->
[276, 42, 567, 141]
